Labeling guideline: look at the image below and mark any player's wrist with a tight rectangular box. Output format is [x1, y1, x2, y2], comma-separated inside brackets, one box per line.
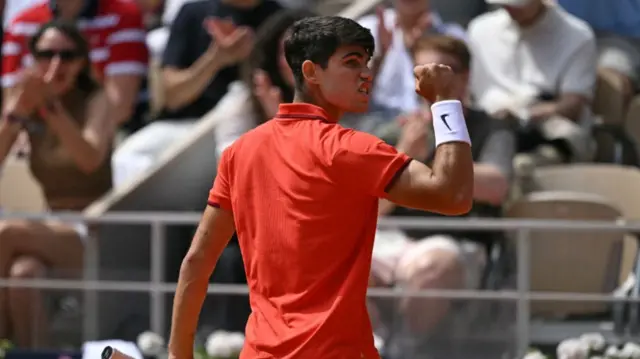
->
[430, 100, 471, 147]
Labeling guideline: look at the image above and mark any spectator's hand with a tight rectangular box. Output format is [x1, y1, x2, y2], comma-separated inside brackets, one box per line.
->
[396, 110, 432, 160]
[402, 12, 433, 50]
[253, 70, 282, 119]
[491, 109, 516, 120]
[376, 6, 393, 56]
[10, 69, 51, 116]
[204, 17, 254, 68]
[414, 63, 455, 103]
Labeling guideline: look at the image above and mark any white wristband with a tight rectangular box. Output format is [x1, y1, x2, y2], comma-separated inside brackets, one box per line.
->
[431, 100, 471, 147]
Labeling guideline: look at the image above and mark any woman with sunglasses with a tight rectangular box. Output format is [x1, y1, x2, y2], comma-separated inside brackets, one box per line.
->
[0, 20, 114, 348]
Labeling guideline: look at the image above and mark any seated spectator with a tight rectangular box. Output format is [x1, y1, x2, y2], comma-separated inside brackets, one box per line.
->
[358, 0, 466, 118]
[468, 0, 596, 189]
[368, 35, 515, 338]
[112, 0, 281, 187]
[144, 0, 200, 59]
[213, 8, 314, 157]
[558, 0, 640, 105]
[0, 21, 114, 348]
[2, 0, 147, 128]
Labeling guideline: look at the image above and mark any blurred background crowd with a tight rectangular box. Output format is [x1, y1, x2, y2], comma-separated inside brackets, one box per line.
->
[0, 0, 639, 358]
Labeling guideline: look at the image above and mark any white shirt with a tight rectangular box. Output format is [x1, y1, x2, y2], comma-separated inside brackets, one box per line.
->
[212, 81, 256, 158]
[358, 8, 466, 114]
[468, 5, 597, 121]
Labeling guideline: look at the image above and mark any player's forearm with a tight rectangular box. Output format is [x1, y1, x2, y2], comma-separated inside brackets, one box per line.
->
[428, 142, 474, 213]
[163, 49, 223, 111]
[169, 257, 214, 358]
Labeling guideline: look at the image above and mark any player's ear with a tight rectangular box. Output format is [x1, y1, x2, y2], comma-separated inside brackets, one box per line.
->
[301, 60, 319, 85]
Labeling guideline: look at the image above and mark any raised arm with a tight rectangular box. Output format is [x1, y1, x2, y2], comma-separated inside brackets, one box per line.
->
[386, 64, 474, 215]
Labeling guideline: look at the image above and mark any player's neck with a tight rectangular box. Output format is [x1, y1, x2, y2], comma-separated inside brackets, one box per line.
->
[292, 90, 342, 122]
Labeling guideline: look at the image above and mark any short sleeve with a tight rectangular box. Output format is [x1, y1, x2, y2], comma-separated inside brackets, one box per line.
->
[332, 130, 412, 198]
[105, 3, 148, 77]
[208, 146, 233, 211]
[560, 38, 597, 99]
[161, 4, 194, 68]
[2, 19, 29, 88]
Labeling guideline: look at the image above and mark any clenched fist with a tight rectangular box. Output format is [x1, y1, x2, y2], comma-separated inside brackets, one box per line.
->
[413, 63, 456, 103]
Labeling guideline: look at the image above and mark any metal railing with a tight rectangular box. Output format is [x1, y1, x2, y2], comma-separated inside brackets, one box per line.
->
[1, 212, 640, 356]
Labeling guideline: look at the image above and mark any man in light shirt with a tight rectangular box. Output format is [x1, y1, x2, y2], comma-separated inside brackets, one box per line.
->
[468, 0, 597, 191]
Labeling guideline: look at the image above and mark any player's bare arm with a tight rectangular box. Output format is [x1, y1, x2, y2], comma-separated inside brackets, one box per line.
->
[168, 205, 235, 359]
[386, 64, 474, 215]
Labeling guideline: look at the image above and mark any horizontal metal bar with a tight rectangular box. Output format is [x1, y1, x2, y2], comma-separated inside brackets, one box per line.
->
[2, 211, 640, 232]
[1, 278, 639, 302]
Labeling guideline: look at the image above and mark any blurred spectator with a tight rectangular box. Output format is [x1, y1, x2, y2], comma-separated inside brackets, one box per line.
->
[112, 0, 282, 187]
[368, 35, 515, 339]
[145, 0, 199, 59]
[468, 0, 596, 190]
[213, 8, 314, 157]
[2, 0, 148, 127]
[557, 0, 640, 105]
[358, 0, 466, 117]
[0, 20, 114, 348]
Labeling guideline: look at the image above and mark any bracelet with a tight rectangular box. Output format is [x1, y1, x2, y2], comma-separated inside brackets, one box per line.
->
[430, 100, 471, 147]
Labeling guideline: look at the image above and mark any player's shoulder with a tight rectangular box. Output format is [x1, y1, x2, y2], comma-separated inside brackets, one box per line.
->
[323, 125, 391, 157]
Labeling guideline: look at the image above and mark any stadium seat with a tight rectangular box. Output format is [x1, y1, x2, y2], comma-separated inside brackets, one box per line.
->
[592, 69, 629, 125]
[506, 190, 624, 318]
[624, 94, 640, 151]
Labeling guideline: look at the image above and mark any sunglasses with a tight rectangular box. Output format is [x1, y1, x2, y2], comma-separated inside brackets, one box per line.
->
[34, 49, 82, 61]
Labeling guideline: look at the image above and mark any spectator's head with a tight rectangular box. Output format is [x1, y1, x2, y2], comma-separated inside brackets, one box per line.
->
[28, 20, 97, 95]
[486, 0, 545, 26]
[284, 16, 375, 114]
[243, 8, 315, 123]
[411, 35, 470, 101]
[394, 0, 430, 18]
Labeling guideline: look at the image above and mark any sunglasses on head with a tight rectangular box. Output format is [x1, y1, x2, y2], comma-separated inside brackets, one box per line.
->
[34, 49, 81, 61]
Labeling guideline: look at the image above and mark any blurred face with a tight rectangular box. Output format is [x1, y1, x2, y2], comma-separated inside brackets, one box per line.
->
[278, 37, 295, 88]
[502, 0, 544, 26]
[307, 45, 373, 113]
[394, 0, 429, 17]
[33, 28, 85, 95]
[413, 47, 468, 101]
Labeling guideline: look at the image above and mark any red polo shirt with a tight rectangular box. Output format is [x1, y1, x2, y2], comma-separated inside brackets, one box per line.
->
[208, 103, 411, 359]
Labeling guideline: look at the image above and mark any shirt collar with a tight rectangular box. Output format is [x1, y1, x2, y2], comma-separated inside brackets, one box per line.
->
[275, 103, 338, 123]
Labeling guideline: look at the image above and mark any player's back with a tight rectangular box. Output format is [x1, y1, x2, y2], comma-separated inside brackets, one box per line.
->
[211, 104, 409, 358]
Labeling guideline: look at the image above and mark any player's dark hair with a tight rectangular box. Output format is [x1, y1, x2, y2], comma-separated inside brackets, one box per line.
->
[284, 16, 375, 89]
[242, 9, 316, 124]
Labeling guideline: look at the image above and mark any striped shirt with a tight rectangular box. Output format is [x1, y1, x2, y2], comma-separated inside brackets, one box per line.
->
[2, 0, 148, 88]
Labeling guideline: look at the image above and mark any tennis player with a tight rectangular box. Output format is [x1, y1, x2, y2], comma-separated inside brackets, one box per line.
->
[168, 15, 473, 359]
